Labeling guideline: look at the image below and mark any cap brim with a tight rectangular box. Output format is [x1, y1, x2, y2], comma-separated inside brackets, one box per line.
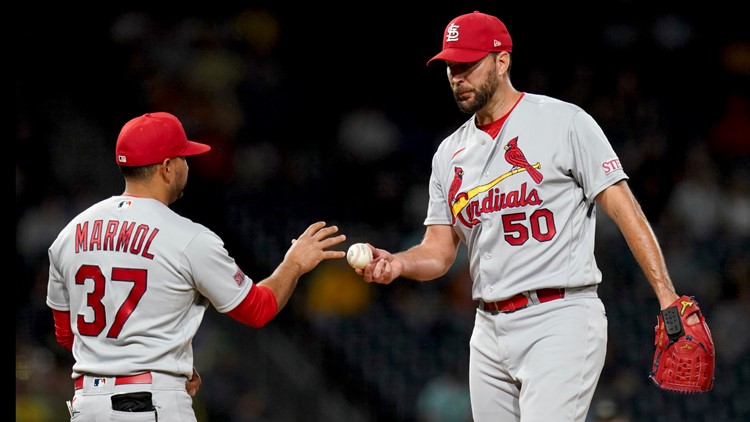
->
[426, 49, 490, 66]
[180, 140, 212, 157]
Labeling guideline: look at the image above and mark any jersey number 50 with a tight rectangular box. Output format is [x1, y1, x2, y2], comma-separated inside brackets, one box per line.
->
[502, 209, 556, 245]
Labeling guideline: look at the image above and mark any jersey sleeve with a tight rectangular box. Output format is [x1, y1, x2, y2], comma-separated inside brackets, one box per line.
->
[181, 230, 253, 314]
[424, 148, 452, 226]
[569, 110, 628, 203]
[46, 238, 70, 311]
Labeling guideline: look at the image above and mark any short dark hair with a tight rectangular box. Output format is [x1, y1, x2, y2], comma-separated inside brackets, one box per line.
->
[120, 163, 159, 181]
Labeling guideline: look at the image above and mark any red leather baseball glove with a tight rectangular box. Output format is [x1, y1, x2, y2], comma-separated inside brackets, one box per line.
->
[649, 295, 715, 393]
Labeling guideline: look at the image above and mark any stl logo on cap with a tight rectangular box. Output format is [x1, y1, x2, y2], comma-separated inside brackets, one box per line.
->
[427, 11, 513, 66]
[446, 23, 460, 42]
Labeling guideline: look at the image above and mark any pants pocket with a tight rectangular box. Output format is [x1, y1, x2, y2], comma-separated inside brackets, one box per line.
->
[110, 392, 157, 421]
[111, 392, 155, 412]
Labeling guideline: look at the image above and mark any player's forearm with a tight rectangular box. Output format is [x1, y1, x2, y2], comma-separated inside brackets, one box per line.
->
[601, 187, 678, 308]
[620, 210, 678, 308]
[257, 261, 303, 311]
[395, 244, 456, 281]
[395, 224, 460, 281]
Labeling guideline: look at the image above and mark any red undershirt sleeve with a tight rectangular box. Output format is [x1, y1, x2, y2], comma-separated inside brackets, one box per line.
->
[52, 310, 73, 350]
[227, 284, 278, 328]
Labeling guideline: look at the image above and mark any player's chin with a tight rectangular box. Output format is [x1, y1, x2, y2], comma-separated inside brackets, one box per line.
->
[456, 100, 477, 114]
[453, 91, 472, 102]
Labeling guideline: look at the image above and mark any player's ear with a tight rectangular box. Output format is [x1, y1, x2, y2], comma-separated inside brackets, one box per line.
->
[159, 158, 173, 180]
[496, 52, 511, 74]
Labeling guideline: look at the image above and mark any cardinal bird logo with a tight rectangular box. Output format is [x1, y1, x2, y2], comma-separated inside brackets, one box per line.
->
[448, 166, 464, 205]
[448, 166, 464, 224]
[504, 137, 543, 184]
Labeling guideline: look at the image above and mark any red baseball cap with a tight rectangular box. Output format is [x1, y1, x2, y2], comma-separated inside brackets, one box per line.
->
[115, 112, 211, 166]
[427, 11, 513, 66]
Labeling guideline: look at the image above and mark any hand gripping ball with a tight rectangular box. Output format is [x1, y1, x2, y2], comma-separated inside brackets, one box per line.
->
[347, 243, 372, 269]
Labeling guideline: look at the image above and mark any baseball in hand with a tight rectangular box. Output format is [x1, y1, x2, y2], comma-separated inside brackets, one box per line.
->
[347, 243, 372, 269]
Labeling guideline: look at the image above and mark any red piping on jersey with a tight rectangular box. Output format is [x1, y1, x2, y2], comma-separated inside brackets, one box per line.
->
[451, 148, 466, 159]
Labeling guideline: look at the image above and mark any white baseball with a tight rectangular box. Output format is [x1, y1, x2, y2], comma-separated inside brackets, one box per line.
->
[347, 243, 372, 269]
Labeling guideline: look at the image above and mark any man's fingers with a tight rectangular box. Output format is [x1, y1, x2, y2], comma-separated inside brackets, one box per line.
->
[320, 234, 347, 248]
[312, 225, 340, 239]
[304, 221, 327, 235]
[324, 250, 347, 259]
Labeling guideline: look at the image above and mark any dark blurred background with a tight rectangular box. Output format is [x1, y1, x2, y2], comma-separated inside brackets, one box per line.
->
[15, 2, 749, 421]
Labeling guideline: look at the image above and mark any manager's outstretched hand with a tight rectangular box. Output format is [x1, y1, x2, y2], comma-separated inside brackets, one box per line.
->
[286, 221, 347, 274]
[259, 222, 346, 314]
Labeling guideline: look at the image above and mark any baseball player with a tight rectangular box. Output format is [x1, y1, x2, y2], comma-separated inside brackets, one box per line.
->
[46, 112, 346, 421]
[356, 11, 696, 421]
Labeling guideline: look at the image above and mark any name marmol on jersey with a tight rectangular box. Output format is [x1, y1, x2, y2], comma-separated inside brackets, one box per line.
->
[74, 219, 159, 259]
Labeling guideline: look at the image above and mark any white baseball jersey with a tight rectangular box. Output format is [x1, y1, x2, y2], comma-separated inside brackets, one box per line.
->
[47, 196, 253, 379]
[425, 93, 628, 301]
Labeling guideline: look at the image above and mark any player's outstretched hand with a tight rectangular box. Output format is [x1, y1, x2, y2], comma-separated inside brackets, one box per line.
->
[357, 245, 402, 285]
[286, 221, 346, 275]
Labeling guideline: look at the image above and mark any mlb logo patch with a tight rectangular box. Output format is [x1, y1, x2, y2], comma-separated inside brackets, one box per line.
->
[93, 378, 107, 387]
[117, 200, 133, 209]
